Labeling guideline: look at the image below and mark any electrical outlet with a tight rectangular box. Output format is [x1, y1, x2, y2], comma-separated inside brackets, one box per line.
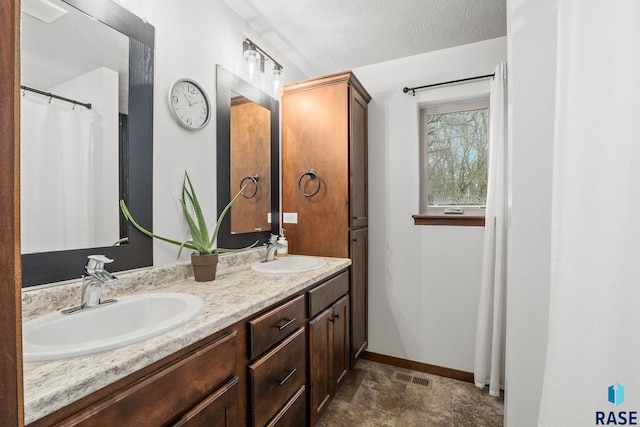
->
[283, 212, 298, 224]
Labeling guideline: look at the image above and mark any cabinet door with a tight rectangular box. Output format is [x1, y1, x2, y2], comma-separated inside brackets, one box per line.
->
[349, 87, 368, 229]
[308, 306, 333, 425]
[332, 295, 350, 389]
[282, 82, 349, 258]
[173, 376, 239, 427]
[350, 228, 368, 367]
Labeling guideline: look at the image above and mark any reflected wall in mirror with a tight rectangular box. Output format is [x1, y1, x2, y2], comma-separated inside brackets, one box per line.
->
[21, 0, 154, 287]
[230, 91, 271, 234]
[216, 65, 280, 249]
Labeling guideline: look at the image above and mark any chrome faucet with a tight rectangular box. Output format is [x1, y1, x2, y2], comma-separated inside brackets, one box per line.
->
[262, 234, 283, 262]
[62, 255, 118, 314]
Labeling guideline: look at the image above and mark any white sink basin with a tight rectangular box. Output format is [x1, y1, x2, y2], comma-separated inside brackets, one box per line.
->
[23, 293, 203, 362]
[251, 255, 327, 274]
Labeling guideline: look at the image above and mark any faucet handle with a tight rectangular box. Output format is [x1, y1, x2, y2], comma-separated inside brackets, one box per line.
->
[86, 255, 113, 272]
[268, 234, 279, 244]
[85, 255, 117, 282]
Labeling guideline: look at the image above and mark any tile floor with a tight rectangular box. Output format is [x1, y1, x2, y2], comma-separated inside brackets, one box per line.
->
[316, 359, 504, 427]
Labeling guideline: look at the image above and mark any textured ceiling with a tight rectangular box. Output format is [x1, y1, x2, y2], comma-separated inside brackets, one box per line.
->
[223, 0, 506, 77]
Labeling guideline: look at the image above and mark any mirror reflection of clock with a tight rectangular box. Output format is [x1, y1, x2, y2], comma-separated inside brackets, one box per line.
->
[169, 78, 211, 130]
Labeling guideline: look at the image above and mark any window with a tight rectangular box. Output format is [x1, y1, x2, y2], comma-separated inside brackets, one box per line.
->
[415, 99, 489, 226]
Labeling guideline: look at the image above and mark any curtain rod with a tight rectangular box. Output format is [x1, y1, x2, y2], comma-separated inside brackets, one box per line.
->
[402, 73, 494, 96]
[21, 85, 92, 109]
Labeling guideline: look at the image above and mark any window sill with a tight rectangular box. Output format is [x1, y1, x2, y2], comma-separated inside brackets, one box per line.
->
[412, 213, 485, 227]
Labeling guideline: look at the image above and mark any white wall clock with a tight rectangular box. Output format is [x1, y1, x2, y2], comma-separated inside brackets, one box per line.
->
[168, 78, 211, 130]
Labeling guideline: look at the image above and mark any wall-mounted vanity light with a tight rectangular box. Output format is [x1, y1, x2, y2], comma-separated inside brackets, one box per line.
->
[242, 38, 284, 98]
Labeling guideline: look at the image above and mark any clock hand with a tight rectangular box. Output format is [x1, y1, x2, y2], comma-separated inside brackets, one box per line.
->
[181, 87, 194, 106]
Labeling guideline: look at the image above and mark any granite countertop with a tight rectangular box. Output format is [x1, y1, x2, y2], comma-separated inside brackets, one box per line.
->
[22, 250, 351, 425]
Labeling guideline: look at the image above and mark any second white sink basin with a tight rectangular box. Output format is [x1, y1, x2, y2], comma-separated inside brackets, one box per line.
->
[23, 293, 203, 362]
[251, 255, 327, 274]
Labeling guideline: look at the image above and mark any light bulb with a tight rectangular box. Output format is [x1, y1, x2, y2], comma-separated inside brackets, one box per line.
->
[272, 67, 283, 97]
[243, 49, 260, 82]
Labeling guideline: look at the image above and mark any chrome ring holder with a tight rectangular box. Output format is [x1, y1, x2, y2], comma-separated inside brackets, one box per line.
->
[297, 169, 321, 197]
[240, 174, 259, 199]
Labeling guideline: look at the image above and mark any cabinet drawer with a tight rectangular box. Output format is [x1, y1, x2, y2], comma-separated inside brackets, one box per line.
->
[308, 271, 349, 318]
[266, 385, 306, 427]
[249, 327, 306, 427]
[65, 332, 237, 426]
[249, 294, 305, 359]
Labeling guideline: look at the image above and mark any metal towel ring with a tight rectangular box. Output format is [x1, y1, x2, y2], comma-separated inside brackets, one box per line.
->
[240, 174, 259, 199]
[297, 169, 321, 197]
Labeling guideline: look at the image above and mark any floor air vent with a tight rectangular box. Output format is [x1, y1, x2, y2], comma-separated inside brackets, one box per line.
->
[392, 371, 432, 388]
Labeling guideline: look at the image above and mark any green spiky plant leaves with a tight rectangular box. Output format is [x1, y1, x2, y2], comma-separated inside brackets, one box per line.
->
[120, 171, 257, 257]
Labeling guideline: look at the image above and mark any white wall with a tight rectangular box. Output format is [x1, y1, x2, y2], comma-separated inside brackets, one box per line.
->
[353, 37, 506, 373]
[504, 0, 557, 425]
[122, 0, 307, 265]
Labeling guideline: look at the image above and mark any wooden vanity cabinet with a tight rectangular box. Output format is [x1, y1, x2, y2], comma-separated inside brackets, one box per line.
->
[27, 268, 357, 427]
[307, 272, 350, 426]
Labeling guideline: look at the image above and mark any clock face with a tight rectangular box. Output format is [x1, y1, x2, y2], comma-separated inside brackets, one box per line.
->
[169, 79, 211, 130]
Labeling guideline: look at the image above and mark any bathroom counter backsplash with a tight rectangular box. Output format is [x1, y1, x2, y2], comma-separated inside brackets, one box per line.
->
[21, 248, 266, 319]
[22, 249, 351, 425]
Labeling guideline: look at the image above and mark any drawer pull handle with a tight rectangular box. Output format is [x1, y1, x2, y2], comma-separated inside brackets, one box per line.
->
[276, 317, 297, 331]
[276, 368, 297, 386]
[329, 314, 340, 323]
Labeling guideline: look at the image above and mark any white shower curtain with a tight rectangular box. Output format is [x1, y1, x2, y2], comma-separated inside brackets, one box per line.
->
[538, 1, 640, 424]
[21, 96, 95, 253]
[474, 62, 508, 397]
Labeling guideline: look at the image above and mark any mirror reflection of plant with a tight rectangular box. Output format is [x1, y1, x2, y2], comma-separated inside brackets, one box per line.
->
[120, 171, 257, 257]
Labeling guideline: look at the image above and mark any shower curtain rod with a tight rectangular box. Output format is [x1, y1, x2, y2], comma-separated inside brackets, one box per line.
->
[402, 73, 495, 96]
[21, 85, 92, 109]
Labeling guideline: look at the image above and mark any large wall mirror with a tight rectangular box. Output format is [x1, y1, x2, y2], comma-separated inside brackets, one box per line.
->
[21, 0, 154, 287]
[216, 65, 280, 249]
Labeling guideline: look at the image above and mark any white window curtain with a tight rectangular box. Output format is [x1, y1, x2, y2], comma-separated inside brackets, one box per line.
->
[474, 62, 508, 397]
[538, 1, 640, 424]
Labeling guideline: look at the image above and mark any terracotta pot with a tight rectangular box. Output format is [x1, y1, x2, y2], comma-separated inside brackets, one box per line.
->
[191, 253, 219, 282]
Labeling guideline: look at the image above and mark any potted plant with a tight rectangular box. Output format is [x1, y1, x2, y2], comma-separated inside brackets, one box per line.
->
[120, 171, 257, 281]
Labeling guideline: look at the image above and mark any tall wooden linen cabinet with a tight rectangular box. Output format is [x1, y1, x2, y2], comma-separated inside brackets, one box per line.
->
[282, 71, 371, 370]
